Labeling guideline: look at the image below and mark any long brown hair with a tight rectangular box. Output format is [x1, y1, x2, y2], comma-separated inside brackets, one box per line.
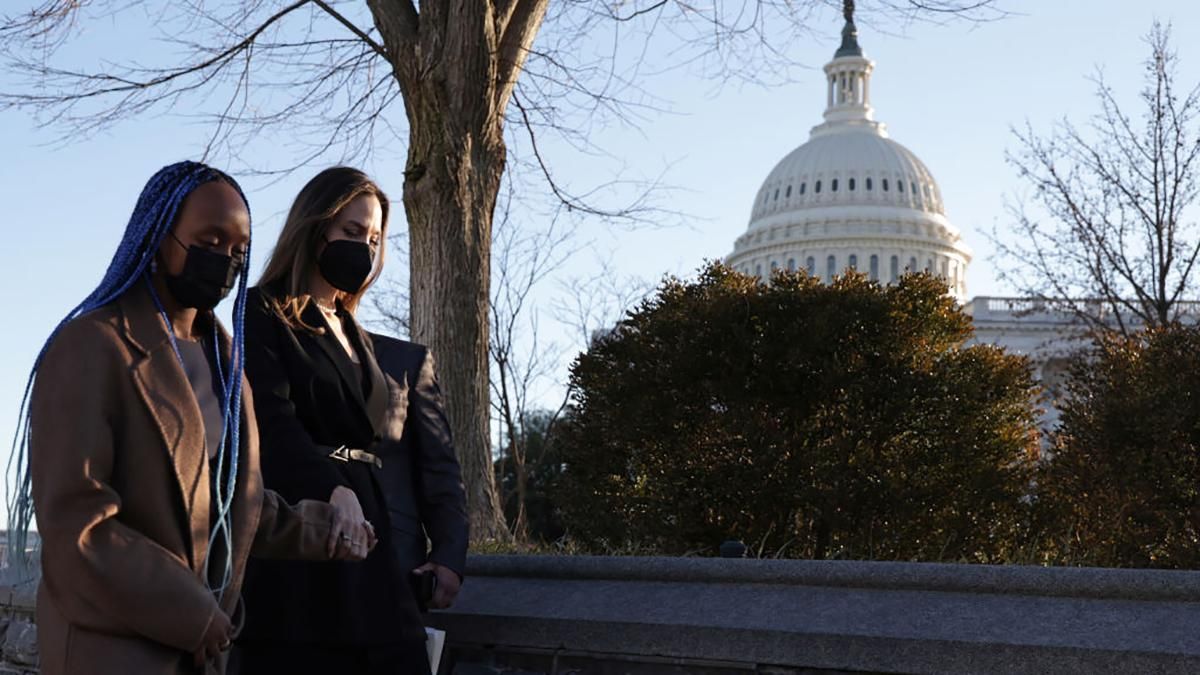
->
[258, 166, 390, 330]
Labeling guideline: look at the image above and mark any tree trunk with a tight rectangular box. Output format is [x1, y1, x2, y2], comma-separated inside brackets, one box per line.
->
[369, 0, 551, 545]
[402, 93, 510, 543]
[513, 439, 529, 541]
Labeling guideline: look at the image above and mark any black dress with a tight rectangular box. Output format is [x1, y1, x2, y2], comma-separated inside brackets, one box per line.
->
[232, 286, 427, 674]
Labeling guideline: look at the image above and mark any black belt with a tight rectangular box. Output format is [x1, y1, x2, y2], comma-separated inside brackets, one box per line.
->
[328, 445, 383, 469]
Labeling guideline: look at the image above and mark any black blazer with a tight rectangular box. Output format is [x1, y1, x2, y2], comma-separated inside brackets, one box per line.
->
[237, 286, 425, 646]
[370, 333, 469, 577]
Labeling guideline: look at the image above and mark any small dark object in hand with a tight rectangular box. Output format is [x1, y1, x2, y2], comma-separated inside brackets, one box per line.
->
[411, 569, 438, 607]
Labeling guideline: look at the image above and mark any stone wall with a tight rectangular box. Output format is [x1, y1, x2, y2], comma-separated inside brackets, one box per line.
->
[6, 556, 1200, 674]
[430, 555, 1200, 675]
[0, 583, 37, 675]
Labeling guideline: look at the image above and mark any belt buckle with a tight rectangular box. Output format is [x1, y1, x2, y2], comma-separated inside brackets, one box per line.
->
[329, 445, 351, 462]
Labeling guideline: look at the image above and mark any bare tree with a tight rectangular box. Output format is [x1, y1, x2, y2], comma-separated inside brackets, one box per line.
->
[2, 0, 1004, 541]
[995, 23, 1200, 336]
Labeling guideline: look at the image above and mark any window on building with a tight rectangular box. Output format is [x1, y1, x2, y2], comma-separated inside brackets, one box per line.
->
[756, 264, 762, 276]
[870, 254, 879, 281]
[849, 178, 856, 191]
[826, 255, 836, 282]
[848, 254, 858, 270]
[787, 258, 796, 271]
[882, 178, 890, 191]
[815, 180, 822, 193]
[806, 256, 815, 275]
[941, 259, 948, 279]
[897, 180, 904, 193]
[908, 256, 917, 272]
[770, 261, 778, 271]
[866, 177, 873, 190]
[890, 255, 899, 282]
[773, 189, 779, 201]
[800, 182, 807, 195]
[832, 179, 839, 192]
[925, 258, 932, 272]
[785, 185, 792, 198]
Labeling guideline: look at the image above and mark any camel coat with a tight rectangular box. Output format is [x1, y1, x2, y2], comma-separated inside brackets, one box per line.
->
[29, 284, 334, 675]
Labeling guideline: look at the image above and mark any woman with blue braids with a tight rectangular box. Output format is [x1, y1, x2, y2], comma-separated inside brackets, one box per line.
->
[16, 161, 370, 675]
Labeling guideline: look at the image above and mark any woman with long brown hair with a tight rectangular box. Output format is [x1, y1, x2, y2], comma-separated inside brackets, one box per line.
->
[232, 167, 429, 673]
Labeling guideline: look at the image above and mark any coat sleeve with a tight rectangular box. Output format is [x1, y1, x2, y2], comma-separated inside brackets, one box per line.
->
[409, 348, 469, 577]
[250, 490, 335, 560]
[30, 319, 221, 655]
[243, 291, 350, 503]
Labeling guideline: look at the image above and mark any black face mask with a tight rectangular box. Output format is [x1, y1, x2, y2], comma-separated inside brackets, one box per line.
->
[318, 238, 374, 293]
[163, 233, 242, 310]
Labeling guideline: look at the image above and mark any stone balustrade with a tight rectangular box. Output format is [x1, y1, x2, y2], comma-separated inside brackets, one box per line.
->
[4, 555, 1200, 673]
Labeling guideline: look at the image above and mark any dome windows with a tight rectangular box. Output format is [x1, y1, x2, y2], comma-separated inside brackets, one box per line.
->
[785, 185, 792, 198]
[849, 178, 856, 191]
[787, 258, 796, 271]
[869, 255, 879, 281]
[806, 257, 815, 275]
[882, 178, 890, 191]
[831, 179, 839, 192]
[890, 255, 899, 282]
[815, 180, 822, 193]
[897, 180, 905, 193]
[799, 182, 807, 195]
[826, 255, 836, 282]
[848, 254, 858, 270]
[773, 188, 780, 201]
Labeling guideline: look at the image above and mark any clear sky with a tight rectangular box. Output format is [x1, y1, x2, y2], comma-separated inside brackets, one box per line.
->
[1, 1, 1197, 499]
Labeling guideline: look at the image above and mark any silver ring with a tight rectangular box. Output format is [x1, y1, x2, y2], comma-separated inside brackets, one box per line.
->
[340, 532, 351, 541]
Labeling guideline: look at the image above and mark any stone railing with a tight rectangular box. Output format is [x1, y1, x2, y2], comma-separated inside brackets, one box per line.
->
[430, 555, 1200, 675]
[0, 582, 37, 675]
[5, 555, 1200, 673]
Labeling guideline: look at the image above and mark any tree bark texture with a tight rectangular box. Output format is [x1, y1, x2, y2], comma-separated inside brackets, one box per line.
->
[369, 0, 550, 542]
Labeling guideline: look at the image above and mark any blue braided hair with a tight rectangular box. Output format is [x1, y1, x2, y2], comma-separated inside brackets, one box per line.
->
[6, 161, 252, 595]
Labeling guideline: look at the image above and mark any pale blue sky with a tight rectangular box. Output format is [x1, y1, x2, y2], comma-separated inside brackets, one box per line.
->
[1, 1, 1197, 491]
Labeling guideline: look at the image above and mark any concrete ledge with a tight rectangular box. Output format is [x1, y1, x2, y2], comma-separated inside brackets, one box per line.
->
[430, 555, 1200, 674]
[463, 554, 1200, 601]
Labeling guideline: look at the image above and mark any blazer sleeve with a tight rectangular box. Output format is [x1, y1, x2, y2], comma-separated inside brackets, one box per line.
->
[410, 347, 469, 577]
[244, 292, 350, 503]
[30, 320, 221, 654]
[251, 490, 335, 560]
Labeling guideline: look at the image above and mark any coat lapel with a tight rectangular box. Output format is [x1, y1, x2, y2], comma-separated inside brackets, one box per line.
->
[121, 283, 211, 573]
[303, 301, 384, 438]
[346, 315, 388, 436]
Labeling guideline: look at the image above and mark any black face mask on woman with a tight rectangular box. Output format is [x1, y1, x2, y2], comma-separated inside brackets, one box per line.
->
[164, 233, 243, 310]
[318, 238, 374, 293]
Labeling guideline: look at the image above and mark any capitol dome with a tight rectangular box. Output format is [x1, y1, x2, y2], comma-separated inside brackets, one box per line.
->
[727, 13, 972, 301]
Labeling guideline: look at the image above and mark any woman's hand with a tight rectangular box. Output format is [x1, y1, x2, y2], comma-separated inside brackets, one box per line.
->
[327, 486, 374, 560]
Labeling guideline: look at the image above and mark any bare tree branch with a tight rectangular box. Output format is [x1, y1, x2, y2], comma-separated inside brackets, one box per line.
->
[992, 22, 1200, 336]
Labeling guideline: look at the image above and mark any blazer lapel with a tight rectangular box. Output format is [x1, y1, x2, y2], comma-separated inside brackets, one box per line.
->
[302, 302, 382, 438]
[121, 283, 211, 573]
[346, 317, 388, 436]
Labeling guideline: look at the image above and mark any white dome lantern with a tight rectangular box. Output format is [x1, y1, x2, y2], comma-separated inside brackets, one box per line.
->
[727, 6, 972, 302]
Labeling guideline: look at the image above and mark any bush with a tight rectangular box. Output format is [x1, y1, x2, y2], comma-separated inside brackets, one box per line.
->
[555, 263, 1040, 561]
[1037, 325, 1200, 568]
